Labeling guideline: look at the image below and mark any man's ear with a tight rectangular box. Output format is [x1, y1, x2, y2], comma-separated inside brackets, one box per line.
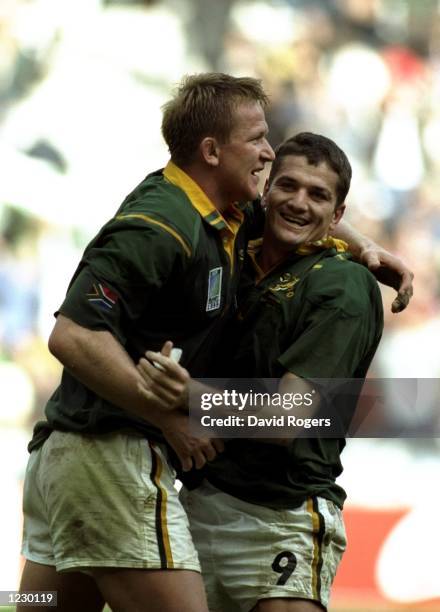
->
[200, 137, 220, 167]
[329, 204, 346, 232]
[261, 179, 270, 209]
[262, 178, 270, 197]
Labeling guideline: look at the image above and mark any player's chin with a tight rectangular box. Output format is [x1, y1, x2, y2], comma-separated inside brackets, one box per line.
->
[276, 226, 304, 244]
[244, 182, 259, 202]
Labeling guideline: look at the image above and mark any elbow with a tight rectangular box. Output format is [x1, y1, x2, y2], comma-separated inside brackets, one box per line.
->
[48, 315, 78, 364]
[48, 327, 63, 360]
[48, 324, 68, 362]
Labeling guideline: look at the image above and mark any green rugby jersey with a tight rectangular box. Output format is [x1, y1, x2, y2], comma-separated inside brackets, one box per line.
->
[30, 162, 261, 451]
[203, 238, 384, 509]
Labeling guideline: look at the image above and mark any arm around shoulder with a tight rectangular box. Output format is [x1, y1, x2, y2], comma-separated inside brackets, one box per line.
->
[334, 219, 413, 312]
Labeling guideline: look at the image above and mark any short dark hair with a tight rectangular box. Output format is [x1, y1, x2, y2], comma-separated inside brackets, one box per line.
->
[268, 132, 352, 207]
[161, 73, 269, 166]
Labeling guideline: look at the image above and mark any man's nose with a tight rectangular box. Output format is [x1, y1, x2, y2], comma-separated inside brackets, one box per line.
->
[262, 139, 275, 161]
[288, 189, 308, 210]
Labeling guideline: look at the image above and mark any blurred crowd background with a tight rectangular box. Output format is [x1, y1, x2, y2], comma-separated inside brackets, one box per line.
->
[1, 0, 439, 608]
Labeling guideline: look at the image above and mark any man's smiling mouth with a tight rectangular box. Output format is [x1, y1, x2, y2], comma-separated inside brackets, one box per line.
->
[279, 212, 308, 227]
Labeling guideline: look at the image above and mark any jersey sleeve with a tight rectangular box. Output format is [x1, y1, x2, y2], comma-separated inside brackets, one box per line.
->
[278, 263, 384, 379]
[57, 219, 188, 344]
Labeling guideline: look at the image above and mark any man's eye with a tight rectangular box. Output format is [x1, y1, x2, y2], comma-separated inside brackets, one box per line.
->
[311, 191, 327, 201]
[279, 182, 296, 191]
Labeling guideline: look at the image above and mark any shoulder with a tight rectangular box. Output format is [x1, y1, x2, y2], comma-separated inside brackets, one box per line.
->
[104, 170, 201, 258]
[303, 252, 382, 316]
[309, 252, 379, 285]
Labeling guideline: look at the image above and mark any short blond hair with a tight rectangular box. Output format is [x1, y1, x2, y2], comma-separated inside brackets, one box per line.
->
[161, 73, 269, 166]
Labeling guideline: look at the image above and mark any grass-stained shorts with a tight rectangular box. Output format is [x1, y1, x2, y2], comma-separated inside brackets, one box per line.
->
[21, 431, 200, 573]
[180, 480, 346, 612]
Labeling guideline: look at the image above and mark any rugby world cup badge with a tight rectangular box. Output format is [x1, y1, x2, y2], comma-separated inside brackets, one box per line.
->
[206, 267, 222, 312]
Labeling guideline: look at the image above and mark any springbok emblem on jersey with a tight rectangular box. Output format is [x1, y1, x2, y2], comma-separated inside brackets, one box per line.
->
[269, 273, 300, 299]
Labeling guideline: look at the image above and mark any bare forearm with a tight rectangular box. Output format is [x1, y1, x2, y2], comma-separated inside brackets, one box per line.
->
[251, 374, 320, 445]
[49, 315, 170, 426]
[333, 219, 370, 258]
[186, 374, 320, 447]
[333, 220, 414, 312]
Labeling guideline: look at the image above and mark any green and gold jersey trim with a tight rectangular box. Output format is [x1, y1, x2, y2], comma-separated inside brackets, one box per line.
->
[164, 161, 244, 268]
[115, 213, 192, 257]
[164, 160, 218, 221]
[247, 236, 348, 282]
[297, 236, 348, 254]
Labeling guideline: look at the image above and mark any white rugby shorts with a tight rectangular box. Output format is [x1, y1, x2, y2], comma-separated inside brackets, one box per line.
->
[21, 431, 200, 573]
[181, 480, 346, 612]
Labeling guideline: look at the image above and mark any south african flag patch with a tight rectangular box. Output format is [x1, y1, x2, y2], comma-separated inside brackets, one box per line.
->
[86, 283, 119, 310]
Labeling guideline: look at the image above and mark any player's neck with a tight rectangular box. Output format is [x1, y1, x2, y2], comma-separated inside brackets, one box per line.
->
[257, 246, 290, 274]
[183, 164, 232, 214]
